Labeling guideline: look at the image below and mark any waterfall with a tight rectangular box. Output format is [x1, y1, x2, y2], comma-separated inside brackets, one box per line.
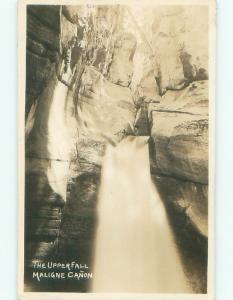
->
[92, 136, 190, 293]
[46, 79, 77, 202]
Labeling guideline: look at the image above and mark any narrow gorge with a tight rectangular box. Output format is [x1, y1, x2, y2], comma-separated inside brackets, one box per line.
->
[24, 4, 209, 293]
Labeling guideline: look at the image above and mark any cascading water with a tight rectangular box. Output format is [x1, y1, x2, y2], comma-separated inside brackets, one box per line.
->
[92, 136, 190, 293]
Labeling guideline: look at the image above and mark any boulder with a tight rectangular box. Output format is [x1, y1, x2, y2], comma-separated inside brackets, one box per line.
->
[149, 81, 208, 184]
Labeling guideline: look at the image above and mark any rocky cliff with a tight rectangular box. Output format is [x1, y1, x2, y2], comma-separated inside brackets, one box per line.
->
[25, 5, 209, 293]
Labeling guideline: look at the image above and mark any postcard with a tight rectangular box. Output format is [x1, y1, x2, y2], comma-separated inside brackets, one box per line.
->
[18, 0, 215, 299]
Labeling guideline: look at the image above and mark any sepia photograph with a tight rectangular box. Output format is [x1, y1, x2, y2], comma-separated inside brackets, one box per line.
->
[18, 0, 215, 298]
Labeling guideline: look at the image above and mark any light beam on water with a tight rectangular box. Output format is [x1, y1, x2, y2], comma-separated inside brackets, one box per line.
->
[92, 136, 190, 293]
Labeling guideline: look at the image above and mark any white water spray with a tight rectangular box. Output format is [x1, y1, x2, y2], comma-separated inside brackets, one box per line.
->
[92, 136, 190, 293]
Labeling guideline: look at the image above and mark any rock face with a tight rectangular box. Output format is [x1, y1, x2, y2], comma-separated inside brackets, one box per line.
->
[151, 6, 208, 94]
[149, 81, 208, 184]
[149, 80, 208, 238]
[154, 175, 208, 237]
[121, 6, 208, 96]
[75, 66, 135, 173]
[153, 174, 208, 293]
[26, 5, 60, 117]
[108, 33, 137, 87]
